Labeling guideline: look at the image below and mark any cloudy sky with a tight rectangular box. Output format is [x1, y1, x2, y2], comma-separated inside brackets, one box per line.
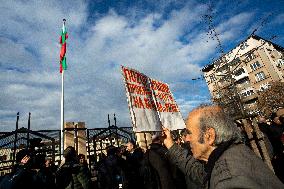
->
[0, 0, 283, 131]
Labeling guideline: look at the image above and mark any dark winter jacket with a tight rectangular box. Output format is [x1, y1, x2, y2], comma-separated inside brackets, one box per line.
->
[167, 143, 284, 189]
[167, 144, 205, 188]
[56, 161, 92, 189]
[145, 143, 176, 189]
[0, 164, 41, 189]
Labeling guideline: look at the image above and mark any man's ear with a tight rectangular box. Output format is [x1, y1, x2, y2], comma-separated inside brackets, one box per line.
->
[206, 128, 216, 146]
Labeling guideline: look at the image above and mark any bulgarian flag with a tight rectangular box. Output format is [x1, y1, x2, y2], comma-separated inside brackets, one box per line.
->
[59, 19, 68, 73]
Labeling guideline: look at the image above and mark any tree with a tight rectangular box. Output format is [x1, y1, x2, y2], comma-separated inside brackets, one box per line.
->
[257, 81, 284, 117]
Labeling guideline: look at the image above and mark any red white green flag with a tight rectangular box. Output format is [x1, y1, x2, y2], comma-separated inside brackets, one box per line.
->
[59, 20, 68, 73]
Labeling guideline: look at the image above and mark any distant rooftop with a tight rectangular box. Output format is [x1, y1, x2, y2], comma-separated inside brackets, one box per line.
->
[202, 35, 284, 72]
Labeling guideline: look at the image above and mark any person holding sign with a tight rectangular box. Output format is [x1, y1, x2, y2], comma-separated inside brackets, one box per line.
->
[162, 105, 283, 189]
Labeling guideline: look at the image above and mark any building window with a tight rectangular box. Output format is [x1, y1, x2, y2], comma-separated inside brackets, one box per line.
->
[245, 53, 255, 62]
[209, 74, 216, 83]
[241, 89, 255, 97]
[234, 68, 245, 76]
[259, 83, 271, 91]
[277, 59, 284, 67]
[240, 42, 249, 50]
[250, 61, 261, 71]
[235, 76, 250, 85]
[244, 98, 257, 105]
[227, 51, 234, 59]
[255, 71, 266, 82]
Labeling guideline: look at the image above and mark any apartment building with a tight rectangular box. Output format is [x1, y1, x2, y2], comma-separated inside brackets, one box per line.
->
[202, 35, 284, 115]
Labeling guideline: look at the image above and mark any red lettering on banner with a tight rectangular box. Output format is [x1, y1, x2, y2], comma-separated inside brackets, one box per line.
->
[139, 73, 148, 85]
[171, 103, 178, 112]
[151, 80, 170, 93]
[123, 67, 131, 81]
[123, 67, 148, 85]
[155, 91, 175, 103]
[144, 98, 155, 109]
[168, 94, 174, 102]
[154, 102, 179, 112]
[130, 96, 179, 112]
[151, 80, 157, 90]
[132, 96, 145, 109]
[156, 102, 163, 112]
[127, 83, 152, 96]
[164, 103, 170, 112]
[130, 71, 137, 83]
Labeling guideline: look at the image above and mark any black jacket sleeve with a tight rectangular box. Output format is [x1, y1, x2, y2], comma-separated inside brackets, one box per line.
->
[166, 143, 205, 186]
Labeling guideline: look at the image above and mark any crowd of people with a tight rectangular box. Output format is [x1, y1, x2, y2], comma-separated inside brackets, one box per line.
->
[0, 105, 283, 189]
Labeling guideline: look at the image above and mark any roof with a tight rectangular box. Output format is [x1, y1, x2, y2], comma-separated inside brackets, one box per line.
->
[202, 34, 284, 73]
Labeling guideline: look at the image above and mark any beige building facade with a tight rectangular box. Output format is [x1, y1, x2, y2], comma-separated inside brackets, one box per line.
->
[202, 35, 284, 115]
[64, 122, 87, 157]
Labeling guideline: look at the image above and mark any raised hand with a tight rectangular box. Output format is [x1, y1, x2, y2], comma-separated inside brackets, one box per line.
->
[161, 126, 174, 149]
[20, 155, 30, 165]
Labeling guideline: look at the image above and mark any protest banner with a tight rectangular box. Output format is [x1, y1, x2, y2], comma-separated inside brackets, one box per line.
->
[121, 66, 185, 132]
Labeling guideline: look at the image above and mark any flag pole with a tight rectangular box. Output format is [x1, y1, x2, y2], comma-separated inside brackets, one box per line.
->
[60, 18, 66, 157]
[61, 69, 64, 156]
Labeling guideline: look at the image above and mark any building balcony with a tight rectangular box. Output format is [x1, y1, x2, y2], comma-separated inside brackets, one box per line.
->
[236, 82, 251, 90]
[241, 93, 258, 103]
[233, 72, 249, 81]
[243, 103, 259, 115]
[217, 80, 232, 89]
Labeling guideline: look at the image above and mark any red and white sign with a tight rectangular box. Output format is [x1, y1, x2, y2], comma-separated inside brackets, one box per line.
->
[122, 66, 186, 132]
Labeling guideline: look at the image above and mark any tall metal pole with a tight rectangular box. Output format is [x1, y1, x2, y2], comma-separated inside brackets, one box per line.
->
[60, 18, 67, 157]
[108, 114, 111, 127]
[61, 69, 65, 155]
[27, 112, 31, 147]
[114, 114, 119, 147]
[13, 112, 19, 166]
[114, 113, 117, 127]
[74, 123, 78, 153]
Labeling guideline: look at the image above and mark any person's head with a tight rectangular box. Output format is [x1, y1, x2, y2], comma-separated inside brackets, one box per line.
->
[270, 112, 282, 125]
[106, 145, 117, 156]
[97, 153, 106, 162]
[126, 140, 135, 153]
[63, 146, 77, 162]
[186, 105, 241, 162]
[151, 134, 162, 144]
[45, 158, 52, 167]
[180, 128, 191, 143]
[257, 115, 267, 124]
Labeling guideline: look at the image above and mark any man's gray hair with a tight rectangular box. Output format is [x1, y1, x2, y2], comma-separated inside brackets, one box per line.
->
[198, 106, 242, 146]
